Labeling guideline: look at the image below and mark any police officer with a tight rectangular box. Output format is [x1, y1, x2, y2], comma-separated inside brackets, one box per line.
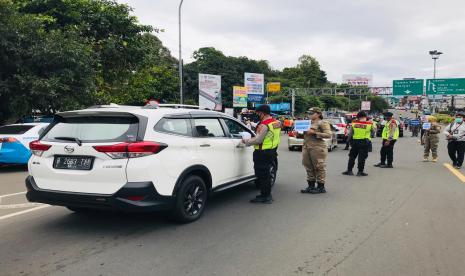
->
[444, 112, 465, 169]
[243, 104, 281, 203]
[423, 116, 441, 162]
[342, 111, 373, 176]
[374, 112, 399, 168]
[301, 107, 332, 194]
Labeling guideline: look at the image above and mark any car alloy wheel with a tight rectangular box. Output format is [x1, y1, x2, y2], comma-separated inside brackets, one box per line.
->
[183, 184, 205, 216]
[174, 175, 207, 223]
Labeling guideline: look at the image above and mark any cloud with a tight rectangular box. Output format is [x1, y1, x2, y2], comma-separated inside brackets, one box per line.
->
[121, 0, 465, 86]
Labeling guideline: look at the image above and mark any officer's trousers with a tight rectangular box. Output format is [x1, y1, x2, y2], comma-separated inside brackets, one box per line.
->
[302, 145, 328, 184]
[348, 139, 369, 172]
[253, 149, 277, 196]
[447, 141, 465, 167]
[380, 139, 397, 165]
[424, 135, 439, 159]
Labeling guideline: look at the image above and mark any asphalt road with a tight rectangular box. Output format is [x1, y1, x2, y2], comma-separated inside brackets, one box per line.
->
[1, 129, 465, 275]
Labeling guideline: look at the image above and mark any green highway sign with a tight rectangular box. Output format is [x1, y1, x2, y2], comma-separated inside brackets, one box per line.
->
[426, 78, 465, 95]
[392, 79, 424, 96]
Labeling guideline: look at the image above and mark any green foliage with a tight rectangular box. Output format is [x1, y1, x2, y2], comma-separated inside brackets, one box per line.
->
[0, 0, 177, 123]
[435, 114, 454, 124]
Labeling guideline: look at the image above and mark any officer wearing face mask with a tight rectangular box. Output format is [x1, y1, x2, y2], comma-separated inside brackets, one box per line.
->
[243, 104, 281, 203]
[444, 112, 465, 169]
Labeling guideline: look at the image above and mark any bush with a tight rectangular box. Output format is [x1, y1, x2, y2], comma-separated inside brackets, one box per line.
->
[435, 114, 454, 124]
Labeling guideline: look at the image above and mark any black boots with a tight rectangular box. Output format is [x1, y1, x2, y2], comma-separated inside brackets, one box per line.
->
[309, 183, 326, 194]
[301, 181, 315, 193]
[357, 172, 368, 176]
[250, 194, 273, 204]
[342, 170, 354, 175]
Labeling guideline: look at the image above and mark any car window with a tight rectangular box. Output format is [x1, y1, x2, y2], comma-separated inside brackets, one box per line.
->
[154, 118, 192, 136]
[223, 119, 253, 139]
[327, 118, 341, 125]
[0, 125, 34, 134]
[193, 118, 225, 137]
[42, 116, 138, 142]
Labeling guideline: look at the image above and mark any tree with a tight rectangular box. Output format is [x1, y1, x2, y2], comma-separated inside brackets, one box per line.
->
[0, 1, 95, 122]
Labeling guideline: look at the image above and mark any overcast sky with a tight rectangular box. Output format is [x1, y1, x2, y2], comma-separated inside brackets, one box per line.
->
[120, 0, 465, 86]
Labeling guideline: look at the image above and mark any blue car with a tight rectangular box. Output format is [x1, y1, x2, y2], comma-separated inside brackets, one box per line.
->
[0, 123, 49, 165]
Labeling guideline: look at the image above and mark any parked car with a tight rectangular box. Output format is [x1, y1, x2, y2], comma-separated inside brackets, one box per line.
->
[25, 104, 277, 223]
[287, 124, 338, 152]
[327, 117, 348, 142]
[0, 123, 49, 165]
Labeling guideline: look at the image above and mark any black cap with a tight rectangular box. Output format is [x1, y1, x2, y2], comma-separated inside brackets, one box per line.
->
[357, 111, 367, 118]
[256, 104, 271, 114]
[455, 111, 465, 117]
[383, 111, 393, 118]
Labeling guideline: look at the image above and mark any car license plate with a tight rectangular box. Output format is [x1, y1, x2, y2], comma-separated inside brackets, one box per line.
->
[53, 156, 94, 170]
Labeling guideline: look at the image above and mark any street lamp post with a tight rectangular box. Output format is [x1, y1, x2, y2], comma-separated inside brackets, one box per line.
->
[178, 0, 184, 104]
[429, 50, 443, 112]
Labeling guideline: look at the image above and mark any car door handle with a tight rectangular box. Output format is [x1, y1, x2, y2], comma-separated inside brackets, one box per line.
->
[200, 144, 211, 147]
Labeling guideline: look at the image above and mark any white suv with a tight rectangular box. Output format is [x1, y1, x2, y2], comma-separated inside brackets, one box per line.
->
[26, 104, 276, 222]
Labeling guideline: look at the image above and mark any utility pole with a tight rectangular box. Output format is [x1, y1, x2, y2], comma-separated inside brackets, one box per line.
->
[291, 89, 295, 118]
[429, 50, 443, 113]
[178, 0, 184, 104]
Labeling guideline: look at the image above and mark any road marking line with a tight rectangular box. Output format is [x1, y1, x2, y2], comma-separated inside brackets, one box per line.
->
[0, 203, 43, 209]
[0, 191, 27, 199]
[0, 205, 50, 221]
[444, 163, 465, 183]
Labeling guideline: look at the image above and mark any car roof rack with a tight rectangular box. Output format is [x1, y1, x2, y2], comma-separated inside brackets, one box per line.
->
[158, 104, 211, 110]
[87, 103, 121, 109]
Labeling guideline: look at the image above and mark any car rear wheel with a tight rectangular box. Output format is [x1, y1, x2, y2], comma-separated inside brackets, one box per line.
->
[173, 175, 207, 223]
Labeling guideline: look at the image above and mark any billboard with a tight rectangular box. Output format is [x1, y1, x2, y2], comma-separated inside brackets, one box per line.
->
[245, 73, 264, 94]
[361, 101, 371, 111]
[342, 74, 373, 87]
[267, 82, 281, 93]
[199, 74, 222, 111]
[233, 86, 248, 107]
[256, 103, 291, 112]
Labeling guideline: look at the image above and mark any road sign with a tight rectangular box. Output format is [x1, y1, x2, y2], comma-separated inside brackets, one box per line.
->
[426, 78, 465, 95]
[393, 80, 424, 96]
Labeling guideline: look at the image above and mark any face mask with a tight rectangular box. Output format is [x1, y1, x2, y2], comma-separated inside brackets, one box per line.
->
[455, 118, 463, 123]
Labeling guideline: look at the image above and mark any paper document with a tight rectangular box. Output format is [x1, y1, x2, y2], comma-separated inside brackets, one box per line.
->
[240, 132, 252, 140]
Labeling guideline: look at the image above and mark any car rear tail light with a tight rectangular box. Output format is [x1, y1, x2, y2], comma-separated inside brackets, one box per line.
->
[124, 195, 145, 201]
[288, 131, 296, 137]
[29, 140, 52, 157]
[337, 123, 346, 128]
[0, 137, 18, 143]
[93, 141, 168, 159]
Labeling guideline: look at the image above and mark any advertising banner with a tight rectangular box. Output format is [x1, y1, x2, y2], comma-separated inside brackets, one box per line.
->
[256, 103, 291, 112]
[361, 101, 371, 111]
[247, 94, 265, 103]
[233, 86, 248, 107]
[267, 82, 281, 93]
[199, 73, 222, 111]
[244, 73, 264, 94]
[343, 74, 373, 87]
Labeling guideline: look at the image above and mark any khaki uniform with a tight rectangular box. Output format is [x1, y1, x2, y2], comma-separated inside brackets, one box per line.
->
[302, 120, 332, 184]
[424, 123, 441, 159]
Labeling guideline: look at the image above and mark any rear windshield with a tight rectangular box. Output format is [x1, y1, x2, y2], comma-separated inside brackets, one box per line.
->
[42, 116, 139, 143]
[328, 118, 343, 124]
[0, 125, 34, 135]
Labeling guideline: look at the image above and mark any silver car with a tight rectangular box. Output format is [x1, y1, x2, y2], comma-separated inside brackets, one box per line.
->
[287, 124, 338, 152]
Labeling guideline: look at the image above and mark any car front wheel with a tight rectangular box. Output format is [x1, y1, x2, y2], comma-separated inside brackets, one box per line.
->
[173, 175, 207, 223]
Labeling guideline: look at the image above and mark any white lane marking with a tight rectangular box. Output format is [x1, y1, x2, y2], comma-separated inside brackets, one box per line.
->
[0, 191, 27, 199]
[0, 205, 50, 221]
[0, 203, 43, 209]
